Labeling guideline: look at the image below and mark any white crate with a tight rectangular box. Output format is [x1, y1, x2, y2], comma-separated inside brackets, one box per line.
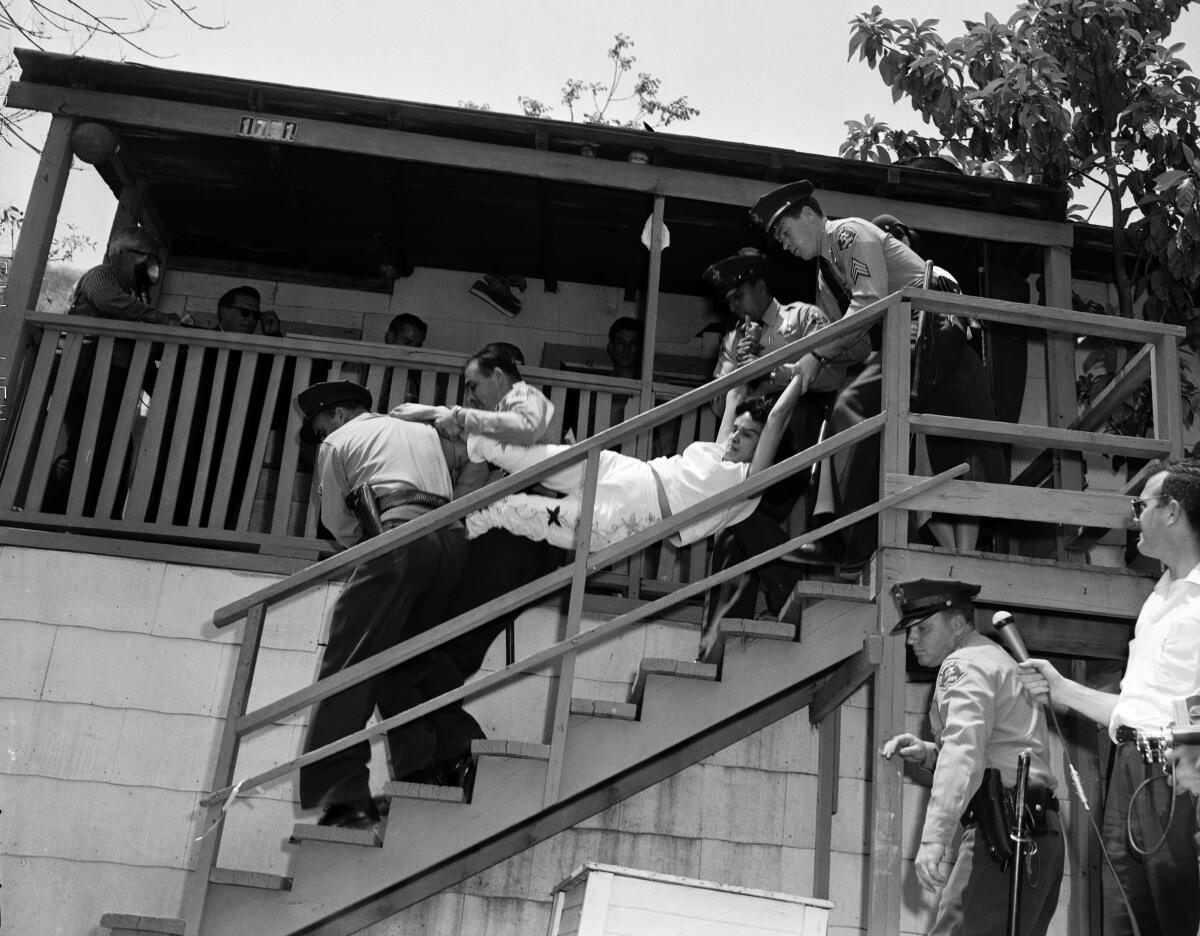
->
[547, 862, 832, 936]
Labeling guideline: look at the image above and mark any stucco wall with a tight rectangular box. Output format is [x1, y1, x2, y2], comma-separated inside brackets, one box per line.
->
[2, 544, 1073, 936]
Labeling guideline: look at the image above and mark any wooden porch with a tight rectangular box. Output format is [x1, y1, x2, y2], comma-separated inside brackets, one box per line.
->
[0, 48, 1187, 936]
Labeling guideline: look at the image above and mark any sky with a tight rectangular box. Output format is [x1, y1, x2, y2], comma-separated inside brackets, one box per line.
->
[5, 0, 1200, 267]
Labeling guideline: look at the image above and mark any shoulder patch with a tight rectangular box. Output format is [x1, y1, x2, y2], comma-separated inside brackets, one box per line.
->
[835, 226, 858, 251]
[938, 660, 967, 689]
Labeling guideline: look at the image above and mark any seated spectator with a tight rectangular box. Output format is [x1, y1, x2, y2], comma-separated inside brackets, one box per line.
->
[460, 369, 811, 566]
[607, 316, 642, 380]
[45, 226, 189, 513]
[216, 286, 284, 337]
[384, 312, 427, 347]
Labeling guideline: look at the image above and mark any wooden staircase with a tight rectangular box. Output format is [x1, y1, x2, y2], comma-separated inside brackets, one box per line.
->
[107, 593, 874, 936]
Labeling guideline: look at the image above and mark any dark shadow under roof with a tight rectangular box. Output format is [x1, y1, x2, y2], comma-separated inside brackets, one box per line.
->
[13, 49, 1068, 295]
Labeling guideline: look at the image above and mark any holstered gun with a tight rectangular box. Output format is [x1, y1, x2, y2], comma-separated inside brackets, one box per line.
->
[345, 483, 385, 539]
[962, 767, 1016, 867]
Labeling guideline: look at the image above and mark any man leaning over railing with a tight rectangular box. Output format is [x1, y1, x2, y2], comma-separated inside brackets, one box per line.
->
[45, 226, 192, 513]
[752, 180, 1002, 576]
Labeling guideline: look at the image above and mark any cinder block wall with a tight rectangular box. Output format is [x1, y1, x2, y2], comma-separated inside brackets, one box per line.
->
[2, 544, 1073, 936]
[157, 268, 717, 367]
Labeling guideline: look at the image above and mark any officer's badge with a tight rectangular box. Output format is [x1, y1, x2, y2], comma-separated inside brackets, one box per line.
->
[850, 258, 871, 284]
[938, 660, 966, 689]
[835, 226, 858, 251]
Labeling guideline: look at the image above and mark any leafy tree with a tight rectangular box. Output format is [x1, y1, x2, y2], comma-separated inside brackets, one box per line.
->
[496, 33, 699, 129]
[843, 1, 1200, 325]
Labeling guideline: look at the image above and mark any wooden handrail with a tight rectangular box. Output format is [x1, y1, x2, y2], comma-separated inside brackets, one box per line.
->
[897, 288, 1186, 340]
[210, 298, 891, 626]
[202, 461, 965, 808]
[909, 413, 1174, 459]
[229, 413, 889, 736]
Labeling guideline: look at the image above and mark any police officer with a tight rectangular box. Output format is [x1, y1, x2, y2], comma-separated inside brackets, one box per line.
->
[749, 181, 1003, 571]
[699, 251, 868, 637]
[882, 579, 1063, 936]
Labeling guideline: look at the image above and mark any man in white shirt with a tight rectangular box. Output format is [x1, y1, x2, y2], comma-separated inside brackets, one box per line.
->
[1019, 458, 1200, 936]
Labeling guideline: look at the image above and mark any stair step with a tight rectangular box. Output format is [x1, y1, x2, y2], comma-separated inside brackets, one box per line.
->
[631, 657, 718, 702]
[209, 867, 292, 891]
[719, 617, 796, 640]
[382, 779, 467, 802]
[290, 822, 383, 847]
[570, 697, 639, 720]
[100, 914, 185, 936]
[472, 739, 552, 760]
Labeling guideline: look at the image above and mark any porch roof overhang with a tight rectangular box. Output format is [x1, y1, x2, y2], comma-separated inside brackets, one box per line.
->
[10, 49, 1070, 297]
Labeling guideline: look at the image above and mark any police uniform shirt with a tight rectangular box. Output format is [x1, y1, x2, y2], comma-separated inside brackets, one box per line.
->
[816, 217, 929, 322]
[923, 631, 1057, 849]
[316, 412, 453, 548]
[1109, 565, 1200, 741]
[712, 298, 860, 390]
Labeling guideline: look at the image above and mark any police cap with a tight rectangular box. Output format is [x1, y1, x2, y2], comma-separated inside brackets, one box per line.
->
[297, 380, 373, 444]
[749, 180, 819, 235]
[890, 578, 981, 633]
[703, 252, 768, 294]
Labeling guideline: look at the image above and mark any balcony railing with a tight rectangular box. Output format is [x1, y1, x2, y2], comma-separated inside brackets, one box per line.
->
[0, 315, 716, 578]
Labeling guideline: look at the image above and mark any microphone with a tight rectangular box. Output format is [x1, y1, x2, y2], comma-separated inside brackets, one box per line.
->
[992, 610, 1030, 663]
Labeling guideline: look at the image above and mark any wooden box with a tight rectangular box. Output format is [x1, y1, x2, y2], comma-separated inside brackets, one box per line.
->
[546, 862, 832, 936]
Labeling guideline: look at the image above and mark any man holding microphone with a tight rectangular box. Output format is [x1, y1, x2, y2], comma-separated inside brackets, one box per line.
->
[1018, 458, 1200, 936]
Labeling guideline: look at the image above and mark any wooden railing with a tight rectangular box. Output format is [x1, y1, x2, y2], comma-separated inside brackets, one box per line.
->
[0, 314, 715, 577]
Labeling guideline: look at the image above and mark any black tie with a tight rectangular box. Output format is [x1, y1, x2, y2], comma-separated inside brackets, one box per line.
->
[818, 255, 852, 318]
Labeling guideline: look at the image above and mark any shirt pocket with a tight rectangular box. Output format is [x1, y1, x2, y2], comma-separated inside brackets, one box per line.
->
[1159, 636, 1200, 693]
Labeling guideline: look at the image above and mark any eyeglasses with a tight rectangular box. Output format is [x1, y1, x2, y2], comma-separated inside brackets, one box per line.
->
[1131, 494, 1169, 519]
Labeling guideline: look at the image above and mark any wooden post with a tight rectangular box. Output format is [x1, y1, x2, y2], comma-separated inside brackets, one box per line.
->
[879, 296, 912, 550]
[866, 597, 906, 936]
[1042, 244, 1084, 560]
[181, 602, 267, 936]
[542, 450, 601, 807]
[638, 195, 666, 456]
[812, 706, 841, 900]
[0, 114, 76, 460]
[1064, 659, 1103, 936]
[1151, 333, 1185, 459]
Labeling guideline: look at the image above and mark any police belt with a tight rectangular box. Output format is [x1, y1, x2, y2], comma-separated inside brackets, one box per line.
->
[961, 768, 1058, 866]
[1115, 725, 1139, 744]
[345, 485, 450, 539]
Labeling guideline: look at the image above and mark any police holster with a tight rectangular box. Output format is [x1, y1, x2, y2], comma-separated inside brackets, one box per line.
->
[345, 483, 385, 539]
[962, 767, 1016, 866]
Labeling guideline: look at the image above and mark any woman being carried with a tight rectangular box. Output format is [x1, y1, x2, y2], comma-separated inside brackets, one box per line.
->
[454, 369, 811, 553]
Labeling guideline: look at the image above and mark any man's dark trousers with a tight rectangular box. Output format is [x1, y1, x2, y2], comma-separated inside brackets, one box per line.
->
[1101, 743, 1200, 936]
[299, 523, 467, 809]
[388, 530, 561, 780]
[930, 814, 1063, 936]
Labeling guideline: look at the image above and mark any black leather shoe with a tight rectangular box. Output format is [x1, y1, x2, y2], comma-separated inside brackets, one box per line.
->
[789, 538, 843, 565]
[437, 753, 478, 793]
[317, 797, 380, 830]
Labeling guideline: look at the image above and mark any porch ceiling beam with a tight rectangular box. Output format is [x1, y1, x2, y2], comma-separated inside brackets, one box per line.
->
[6, 80, 1073, 247]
